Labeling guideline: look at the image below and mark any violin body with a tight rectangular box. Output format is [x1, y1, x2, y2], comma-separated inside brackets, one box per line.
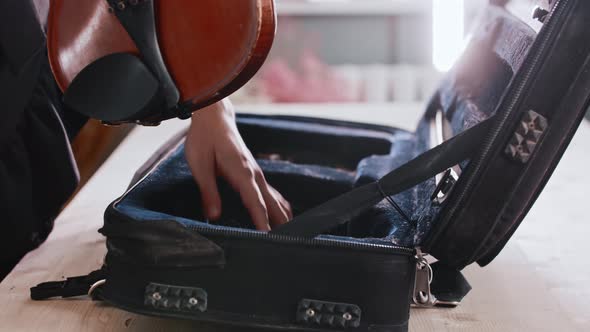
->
[47, 0, 276, 124]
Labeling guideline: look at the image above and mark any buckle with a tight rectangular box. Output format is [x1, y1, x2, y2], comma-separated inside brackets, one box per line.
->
[30, 268, 106, 300]
[431, 168, 458, 205]
[412, 248, 438, 307]
[412, 249, 469, 308]
[412, 249, 462, 308]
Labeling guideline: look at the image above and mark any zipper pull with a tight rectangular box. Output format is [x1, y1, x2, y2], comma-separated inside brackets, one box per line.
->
[412, 248, 437, 307]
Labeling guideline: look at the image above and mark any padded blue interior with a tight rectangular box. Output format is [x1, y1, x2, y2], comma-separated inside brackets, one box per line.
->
[115, 6, 536, 246]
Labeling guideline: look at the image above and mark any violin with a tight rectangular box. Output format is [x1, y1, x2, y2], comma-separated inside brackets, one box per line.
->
[47, 0, 276, 125]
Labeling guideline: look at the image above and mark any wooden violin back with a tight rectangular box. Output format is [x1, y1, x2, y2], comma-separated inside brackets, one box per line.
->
[47, 0, 275, 113]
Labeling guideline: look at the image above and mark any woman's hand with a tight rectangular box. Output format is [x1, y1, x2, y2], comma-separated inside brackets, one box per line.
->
[185, 99, 292, 231]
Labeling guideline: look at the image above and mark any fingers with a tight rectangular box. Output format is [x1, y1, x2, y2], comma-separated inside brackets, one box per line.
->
[185, 145, 222, 221]
[186, 140, 292, 231]
[211, 149, 293, 231]
[256, 174, 292, 226]
[196, 166, 223, 221]
[270, 185, 293, 220]
[236, 176, 271, 231]
[221, 160, 271, 231]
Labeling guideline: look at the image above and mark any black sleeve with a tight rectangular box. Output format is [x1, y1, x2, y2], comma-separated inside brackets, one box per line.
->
[0, 0, 83, 279]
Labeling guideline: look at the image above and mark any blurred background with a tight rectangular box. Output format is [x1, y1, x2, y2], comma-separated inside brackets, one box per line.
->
[232, 0, 487, 105]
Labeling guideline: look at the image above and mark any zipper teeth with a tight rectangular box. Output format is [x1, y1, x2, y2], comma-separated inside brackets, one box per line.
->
[187, 224, 413, 254]
[427, 0, 570, 251]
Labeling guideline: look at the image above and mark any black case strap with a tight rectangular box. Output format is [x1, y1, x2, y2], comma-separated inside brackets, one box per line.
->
[30, 268, 107, 300]
[272, 117, 494, 238]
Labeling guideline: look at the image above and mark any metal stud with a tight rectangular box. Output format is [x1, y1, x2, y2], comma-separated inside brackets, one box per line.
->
[342, 312, 353, 321]
[188, 297, 199, 305]
[305, 308, 316, 317]
[152, 292, 162, 301]
[117, 1, 126, 10]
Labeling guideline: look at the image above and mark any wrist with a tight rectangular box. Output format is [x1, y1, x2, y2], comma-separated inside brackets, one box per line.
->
[191, 99, 235, 122]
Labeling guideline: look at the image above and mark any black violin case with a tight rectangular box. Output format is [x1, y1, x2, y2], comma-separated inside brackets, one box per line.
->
[31, 1, 590, 331]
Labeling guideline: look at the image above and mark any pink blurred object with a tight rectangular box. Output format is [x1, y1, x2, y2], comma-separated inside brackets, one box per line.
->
[260, 49, 354, 103]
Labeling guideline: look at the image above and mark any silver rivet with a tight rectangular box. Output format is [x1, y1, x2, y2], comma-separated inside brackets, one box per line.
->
[188, 297, 199, 305]
[305, 308, 315, 317]
[343, 312, 352, 321]
[152, 292, 162, 300]
[117, 1, 126, 10]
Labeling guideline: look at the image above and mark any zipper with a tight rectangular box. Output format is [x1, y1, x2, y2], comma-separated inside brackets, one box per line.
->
[186, 223, 414, 255]
[424, 0, 572, 254]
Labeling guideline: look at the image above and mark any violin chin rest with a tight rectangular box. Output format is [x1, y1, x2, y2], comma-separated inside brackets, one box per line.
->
[63, 53, 165, 123]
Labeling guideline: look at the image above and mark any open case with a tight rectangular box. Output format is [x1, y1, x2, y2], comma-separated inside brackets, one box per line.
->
[31, 1, 590, 331]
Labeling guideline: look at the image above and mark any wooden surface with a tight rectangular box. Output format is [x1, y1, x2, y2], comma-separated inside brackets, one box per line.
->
[0, 105, 589, 331]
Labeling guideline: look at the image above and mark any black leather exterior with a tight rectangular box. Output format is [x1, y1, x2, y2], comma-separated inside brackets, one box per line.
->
[426, 0, 590, 268]
[101, 116, 417, 331]
[100, 224, 414, 332]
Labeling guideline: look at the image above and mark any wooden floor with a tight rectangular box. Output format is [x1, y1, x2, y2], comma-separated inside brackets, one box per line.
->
[0, 106, 588, 331]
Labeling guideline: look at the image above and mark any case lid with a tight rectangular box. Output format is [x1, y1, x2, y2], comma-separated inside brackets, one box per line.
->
[273, 0, 590, 270]
[426, 0, 590, 268]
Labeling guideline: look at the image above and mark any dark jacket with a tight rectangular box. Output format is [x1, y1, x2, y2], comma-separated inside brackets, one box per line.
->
[0, 0, 86, 278]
